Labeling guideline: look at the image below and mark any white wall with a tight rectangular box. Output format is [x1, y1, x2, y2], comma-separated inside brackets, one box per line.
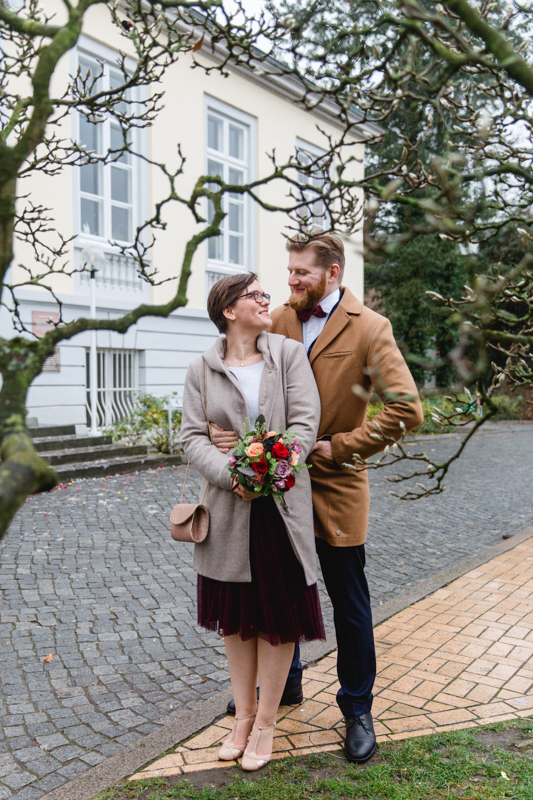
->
[4, 1, 366, 428]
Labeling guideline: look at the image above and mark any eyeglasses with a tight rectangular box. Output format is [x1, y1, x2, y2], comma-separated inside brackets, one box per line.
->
[233, 290, 271, 305]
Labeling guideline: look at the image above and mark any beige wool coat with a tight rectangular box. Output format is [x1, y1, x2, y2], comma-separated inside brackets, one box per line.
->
[270, 287, 424, 548]
[180, 332, 321, 585]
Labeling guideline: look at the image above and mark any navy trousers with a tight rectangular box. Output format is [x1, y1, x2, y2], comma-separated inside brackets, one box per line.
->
[286, 540, 376, 718]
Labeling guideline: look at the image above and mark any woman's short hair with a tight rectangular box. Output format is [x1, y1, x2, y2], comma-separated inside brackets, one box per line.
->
[286, 230, 345, 280]
[207, 271, 258, 333]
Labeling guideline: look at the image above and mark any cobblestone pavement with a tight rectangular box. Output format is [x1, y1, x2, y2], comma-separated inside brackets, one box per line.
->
[0, 422, 532, 798]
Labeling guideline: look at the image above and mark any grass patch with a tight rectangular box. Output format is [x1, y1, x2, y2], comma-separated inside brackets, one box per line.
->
[93, 717, 533, 800]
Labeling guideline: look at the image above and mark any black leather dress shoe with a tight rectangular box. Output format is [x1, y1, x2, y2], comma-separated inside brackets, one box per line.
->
[344, 713, 377, 763]
[280, 683, 304, 706]
[226, 683, 304, 716]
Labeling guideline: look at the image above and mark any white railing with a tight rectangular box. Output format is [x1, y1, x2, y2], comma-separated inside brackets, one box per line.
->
[206, 268, 229, 293]
[206, 266, 249, 300]
[78, 247, 146, 295]
[86, 348, 139, 430]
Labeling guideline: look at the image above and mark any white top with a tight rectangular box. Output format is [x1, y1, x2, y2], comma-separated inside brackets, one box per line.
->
[228, 360, 265, 423]
[302, 287, 342, 352]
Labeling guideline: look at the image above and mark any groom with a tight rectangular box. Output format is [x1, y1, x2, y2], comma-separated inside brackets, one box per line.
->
[213, 231, 423, 763]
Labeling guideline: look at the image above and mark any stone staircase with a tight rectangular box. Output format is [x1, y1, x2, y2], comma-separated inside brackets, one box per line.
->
[31, 424, 182, 481]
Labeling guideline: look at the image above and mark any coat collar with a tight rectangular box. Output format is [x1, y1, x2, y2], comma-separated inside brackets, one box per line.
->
[203, 331, 283, 373]
[280, 286, 362, 364]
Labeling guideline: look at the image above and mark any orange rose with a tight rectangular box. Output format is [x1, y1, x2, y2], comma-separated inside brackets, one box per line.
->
[290, 451, 299, 465]
[246, 442, 264, 459]
[264, 431, 278, 438]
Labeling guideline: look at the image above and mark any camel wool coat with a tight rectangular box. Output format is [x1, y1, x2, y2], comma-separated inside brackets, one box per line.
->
[270, 287, 424, 547]
[180, 332, 321, 585]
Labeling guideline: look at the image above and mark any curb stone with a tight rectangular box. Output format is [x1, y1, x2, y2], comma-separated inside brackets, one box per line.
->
[39, 524, 533, 800]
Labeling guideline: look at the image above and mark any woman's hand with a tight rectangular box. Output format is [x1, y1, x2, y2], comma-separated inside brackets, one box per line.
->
[231, 476, 259, 501]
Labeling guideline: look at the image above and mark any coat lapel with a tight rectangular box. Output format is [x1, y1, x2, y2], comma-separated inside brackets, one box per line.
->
[309, 307, 349, 365]
[283, 305, 304, 344]
[309, 287, 362, 365]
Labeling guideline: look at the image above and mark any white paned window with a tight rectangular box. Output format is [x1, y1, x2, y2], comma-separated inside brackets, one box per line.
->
[296, 139, 331, 230]
[205, 99, 254, 276]
[76, 52, 137, 244]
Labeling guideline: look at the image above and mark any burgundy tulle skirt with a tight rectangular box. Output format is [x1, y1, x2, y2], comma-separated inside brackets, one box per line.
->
[197, 495, 326, 646]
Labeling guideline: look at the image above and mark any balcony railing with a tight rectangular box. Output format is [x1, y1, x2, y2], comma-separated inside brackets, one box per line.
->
[206, 266, 247, 300]
[78, 246, 148, 295]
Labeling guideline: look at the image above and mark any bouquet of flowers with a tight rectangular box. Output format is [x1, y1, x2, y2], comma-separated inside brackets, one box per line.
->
[227, 415, 307, 507]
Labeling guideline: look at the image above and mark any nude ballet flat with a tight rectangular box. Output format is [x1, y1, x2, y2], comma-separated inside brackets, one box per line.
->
[241, 722, 276, 771]
[218, 712, 256, 761]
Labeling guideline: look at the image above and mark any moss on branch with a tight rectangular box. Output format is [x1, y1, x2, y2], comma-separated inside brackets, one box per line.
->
[0, 414, 57, 541]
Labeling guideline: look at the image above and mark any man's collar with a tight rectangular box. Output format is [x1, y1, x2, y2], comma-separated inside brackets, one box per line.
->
[318, 287, 341, 315]
[338, 286, 362, 315]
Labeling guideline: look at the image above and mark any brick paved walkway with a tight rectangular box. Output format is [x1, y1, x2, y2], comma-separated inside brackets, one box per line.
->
[0, 422, 532, 797]
[131, 535, 533, 780]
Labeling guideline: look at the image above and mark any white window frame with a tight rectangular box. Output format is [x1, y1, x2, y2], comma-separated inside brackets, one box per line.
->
[204, 96, 256, 290]
[295, 138, 331, 231]
[72, 37, 148, 251]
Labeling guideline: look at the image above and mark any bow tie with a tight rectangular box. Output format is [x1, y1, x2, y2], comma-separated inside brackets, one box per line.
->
[296, 304, 327, 323]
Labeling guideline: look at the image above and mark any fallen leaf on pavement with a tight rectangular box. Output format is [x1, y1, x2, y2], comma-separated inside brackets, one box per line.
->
[43, 654, 54, 663]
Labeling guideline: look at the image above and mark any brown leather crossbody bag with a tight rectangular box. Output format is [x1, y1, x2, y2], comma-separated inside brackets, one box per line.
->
[170, 361, 210, 543]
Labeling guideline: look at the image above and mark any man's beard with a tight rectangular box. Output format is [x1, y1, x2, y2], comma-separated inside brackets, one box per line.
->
[288, 272, 328, 312]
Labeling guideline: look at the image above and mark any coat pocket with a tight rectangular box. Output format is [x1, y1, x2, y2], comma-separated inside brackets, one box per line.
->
[308, 447, 342, 472]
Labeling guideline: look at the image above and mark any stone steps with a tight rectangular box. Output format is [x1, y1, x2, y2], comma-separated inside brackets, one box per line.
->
[29, 425, 182, 479]
[30, 423, 76, 438]
[54, 452, 182, 481]
[39, 442, 149, 467]
[32, 433, 112, 453]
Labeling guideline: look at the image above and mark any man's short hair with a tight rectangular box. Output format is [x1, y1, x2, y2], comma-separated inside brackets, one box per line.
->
[207, 271, 258, 333]
[286, 230, 345, 281]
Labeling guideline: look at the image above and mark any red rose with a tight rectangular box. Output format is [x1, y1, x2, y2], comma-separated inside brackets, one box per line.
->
[253, 460, 269, 475]
[284, 473, 296, 489]
[272, 441, 289, 459]
[279, 474, 296, 493]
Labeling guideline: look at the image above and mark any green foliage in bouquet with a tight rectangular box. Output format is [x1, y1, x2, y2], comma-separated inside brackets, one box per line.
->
[232, 414, 305, 494]
[227, 415, 306, 505]
[111, 394, 181, 454]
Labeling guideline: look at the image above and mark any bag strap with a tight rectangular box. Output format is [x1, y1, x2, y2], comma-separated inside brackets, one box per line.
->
[179, 360, 210, 505]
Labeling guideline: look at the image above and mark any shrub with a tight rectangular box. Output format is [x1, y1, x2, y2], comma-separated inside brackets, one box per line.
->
[111, 393, 182, 454]
[491, 393, 529, 420]
[367, 394, 458, 434]
[366, 391, 529, 435]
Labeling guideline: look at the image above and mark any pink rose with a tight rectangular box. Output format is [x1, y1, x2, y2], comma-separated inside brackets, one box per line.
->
[246, 442, 264, 459]
[274, 460, 291, 479]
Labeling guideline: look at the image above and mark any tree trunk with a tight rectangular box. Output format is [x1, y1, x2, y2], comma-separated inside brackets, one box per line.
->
[0, 356, 58, 541]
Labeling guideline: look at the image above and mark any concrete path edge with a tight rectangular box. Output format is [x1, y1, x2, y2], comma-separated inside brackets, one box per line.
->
[41, 524, 533, 800]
